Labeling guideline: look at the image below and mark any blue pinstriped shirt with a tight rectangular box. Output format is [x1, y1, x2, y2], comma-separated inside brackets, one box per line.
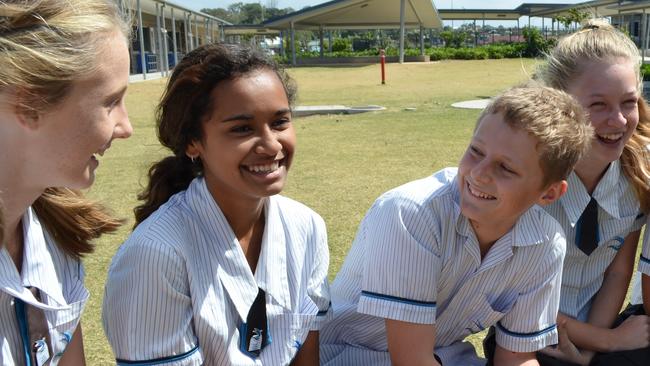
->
[103, 177, 331, 365]
[543, 161, 644, 321]
[321, 168, 564, 366]
[0, 207, 88, 366]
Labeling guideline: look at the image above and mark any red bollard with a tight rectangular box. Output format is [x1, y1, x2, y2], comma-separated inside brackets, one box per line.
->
[380, 49, 386, 85]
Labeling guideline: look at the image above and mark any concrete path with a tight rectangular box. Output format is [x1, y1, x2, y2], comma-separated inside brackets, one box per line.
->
[451, 99, 491, 109]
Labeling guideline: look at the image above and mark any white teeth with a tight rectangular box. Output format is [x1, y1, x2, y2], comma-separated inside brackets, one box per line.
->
[247, 161, 280, 173]
[468, 184, 495, 200]
[598, 133, 623, 141]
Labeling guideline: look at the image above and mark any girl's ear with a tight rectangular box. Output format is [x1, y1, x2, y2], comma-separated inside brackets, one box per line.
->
[11, 89, 40, 130]
[537, 180, 568, 206]
[185, 141, 201, 159]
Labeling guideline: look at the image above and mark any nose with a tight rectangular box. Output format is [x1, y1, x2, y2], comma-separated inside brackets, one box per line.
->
[608, 107, 627, 128]
[113, 107, 133, 139]
[254, 127, 282, 156]
[470, 159, 492, 184]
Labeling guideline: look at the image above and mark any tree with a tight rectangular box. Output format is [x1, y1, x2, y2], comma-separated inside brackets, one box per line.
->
[556, 8, 590, 30]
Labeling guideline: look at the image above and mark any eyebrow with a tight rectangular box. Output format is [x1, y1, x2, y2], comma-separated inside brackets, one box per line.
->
[221, 108, 291, 123]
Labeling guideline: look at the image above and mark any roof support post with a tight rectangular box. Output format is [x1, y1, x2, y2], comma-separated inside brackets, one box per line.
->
[161, 4, 169, 76]
[291, 21, 296, 66]
[399, 0, 405, 64]
[319, 25, 324, 59]
[136, 0, 147, 79]
[171, 8, 178, 67]
[194, 14, 199, 47]
[155, 3, 163, 74]
[639, 8, 648, 63]
[419, 25, 424, 55]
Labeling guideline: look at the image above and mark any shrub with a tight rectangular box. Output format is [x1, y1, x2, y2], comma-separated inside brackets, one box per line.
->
[331, 38, 352, 52]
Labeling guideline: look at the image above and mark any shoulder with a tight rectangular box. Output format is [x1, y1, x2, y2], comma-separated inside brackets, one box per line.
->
[273, 195, 326, 232]
[520, 205, 567, 262]
[371, 168, 458, 221]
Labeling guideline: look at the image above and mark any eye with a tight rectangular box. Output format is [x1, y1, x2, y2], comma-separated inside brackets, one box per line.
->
[500, 163, 516, 174]
[470, 145, 483, 156]
[230, 125, 253, 134]
[106, 97, 121, 112]
[623, 98, 638, 107]
[272, 117, 291, 129]
[589, 101, 606, 110]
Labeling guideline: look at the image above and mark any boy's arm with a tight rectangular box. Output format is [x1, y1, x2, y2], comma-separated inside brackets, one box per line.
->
[493, 345, 539, 366]
[385, 319, 440, 366]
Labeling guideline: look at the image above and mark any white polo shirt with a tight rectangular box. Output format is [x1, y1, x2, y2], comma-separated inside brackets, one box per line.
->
[103, 177, 331, 365]
[543, 161, 644, 321]
[0, 207, 89, 366]
[320, 168, 564, 366]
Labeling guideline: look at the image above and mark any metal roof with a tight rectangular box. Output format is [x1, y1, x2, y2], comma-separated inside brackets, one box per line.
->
[262, 0, 441, 30]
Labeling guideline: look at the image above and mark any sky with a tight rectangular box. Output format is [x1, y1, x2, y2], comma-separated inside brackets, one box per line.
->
[183, 0, 585, 27]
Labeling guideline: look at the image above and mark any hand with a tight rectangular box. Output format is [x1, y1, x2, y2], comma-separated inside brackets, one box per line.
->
[609, 315, 650, 352]
[539, 321, 594, 366]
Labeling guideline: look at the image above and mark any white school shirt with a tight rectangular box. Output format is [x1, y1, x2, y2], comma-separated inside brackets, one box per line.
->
[320, 168, 564, 366]
[103, 177, 331, 366]
[543, 161, 644, 321]
[629, 223, 650, 306]
[0, 207, 89, 366]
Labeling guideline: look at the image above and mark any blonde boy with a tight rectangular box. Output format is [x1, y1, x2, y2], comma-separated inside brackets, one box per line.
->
[320, 86, 593, 366]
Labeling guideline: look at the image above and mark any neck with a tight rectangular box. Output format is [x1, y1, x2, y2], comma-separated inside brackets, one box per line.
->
[470, 218, 513, 260]
[0, 108, 46, 272]
[203, 179, 266, 272]
[574, 158, 610, 195]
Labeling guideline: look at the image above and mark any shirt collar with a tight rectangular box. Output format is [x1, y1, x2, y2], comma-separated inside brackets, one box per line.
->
[0, 207, 69, 310]
[188, 178, 291, 321]
[561, 161, 626, 224]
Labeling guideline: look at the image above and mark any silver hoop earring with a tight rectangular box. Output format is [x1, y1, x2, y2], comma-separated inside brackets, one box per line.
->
[191, 156, 196, 163]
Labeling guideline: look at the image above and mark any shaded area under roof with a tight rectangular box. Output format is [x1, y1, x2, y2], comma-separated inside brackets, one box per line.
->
[263, 0, 441, 30]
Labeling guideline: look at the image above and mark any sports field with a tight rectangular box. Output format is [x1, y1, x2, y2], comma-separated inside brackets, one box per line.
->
[85, 58, 549, 363]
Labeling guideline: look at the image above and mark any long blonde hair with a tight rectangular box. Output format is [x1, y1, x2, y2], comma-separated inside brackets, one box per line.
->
[537, 19, 650, 212]
[0, 0, 131, 258]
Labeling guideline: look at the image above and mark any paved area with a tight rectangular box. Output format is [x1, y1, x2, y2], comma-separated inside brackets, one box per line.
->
[451, 99, 491, 109]
[293, 105, 385, 117]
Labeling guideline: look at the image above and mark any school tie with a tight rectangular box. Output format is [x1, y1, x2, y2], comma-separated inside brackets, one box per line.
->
[241, 288, 270, 357]
[577, 197, 599, 255]
[14, 287, 53, 366]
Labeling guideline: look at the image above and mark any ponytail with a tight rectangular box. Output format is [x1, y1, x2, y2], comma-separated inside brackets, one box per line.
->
[32, 187, 122, 259]
[133, 155, 199, 227]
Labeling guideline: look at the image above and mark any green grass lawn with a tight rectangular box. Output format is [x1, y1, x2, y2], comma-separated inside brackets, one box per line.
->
[83, 58, 546, 363]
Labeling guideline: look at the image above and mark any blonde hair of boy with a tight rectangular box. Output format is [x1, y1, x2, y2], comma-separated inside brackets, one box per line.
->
[537, 18, 650, 212]
[0, 0, 131, 258]
[478, 85, 594, 188]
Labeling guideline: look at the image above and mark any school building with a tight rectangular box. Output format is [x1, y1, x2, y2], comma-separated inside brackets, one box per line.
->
[123, 0, 650, 77]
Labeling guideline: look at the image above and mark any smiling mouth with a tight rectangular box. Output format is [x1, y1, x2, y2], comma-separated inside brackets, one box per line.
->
[467, 181, 496, 200]
[244, 159, 283, 174]
[596, 132, 624, 144]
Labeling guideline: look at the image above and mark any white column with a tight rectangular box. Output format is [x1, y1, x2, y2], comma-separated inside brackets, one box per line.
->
[399, 0, 405, 63]
[136, 0, 147, 79]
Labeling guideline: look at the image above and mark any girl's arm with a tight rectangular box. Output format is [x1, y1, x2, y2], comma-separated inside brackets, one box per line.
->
[59, 324, 86, 366]
[562, 231, 650, 352]
[641, 274, 650, 315]
[290, 331, 319, 366]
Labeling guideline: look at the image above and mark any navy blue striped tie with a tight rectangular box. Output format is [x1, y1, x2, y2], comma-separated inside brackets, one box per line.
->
[578, 197, 599, 255]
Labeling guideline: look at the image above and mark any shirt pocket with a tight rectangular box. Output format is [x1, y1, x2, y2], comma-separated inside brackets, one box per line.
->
[463, 295, 512, 337]
[271, 296, 318, 365]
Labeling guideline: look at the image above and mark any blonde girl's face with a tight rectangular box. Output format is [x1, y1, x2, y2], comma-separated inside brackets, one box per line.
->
[567, 58, 639, 171]
[27, 30, 132, 189]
